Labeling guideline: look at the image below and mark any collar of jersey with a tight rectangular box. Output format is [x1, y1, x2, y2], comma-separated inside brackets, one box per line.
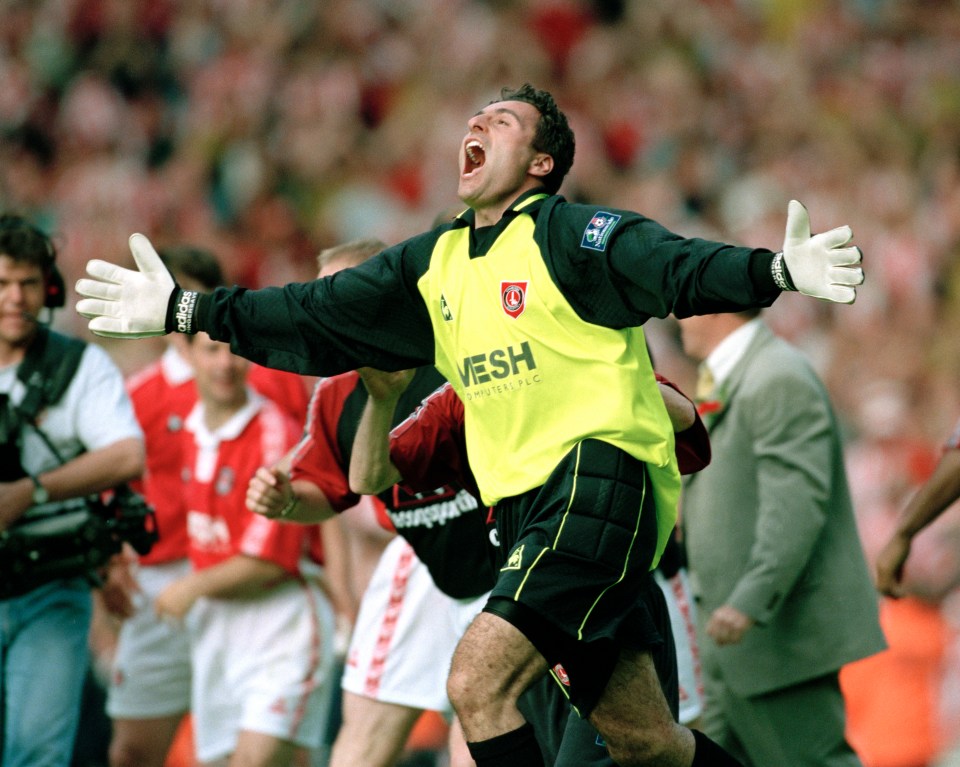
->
[457, 188, 550, 259]
[452, 188, 549, 228]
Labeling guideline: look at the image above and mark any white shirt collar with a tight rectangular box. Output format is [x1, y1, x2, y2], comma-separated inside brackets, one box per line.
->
[185, 388, 264, 448]
[703, 318, 763, 388]
[161, 345, 194, 386]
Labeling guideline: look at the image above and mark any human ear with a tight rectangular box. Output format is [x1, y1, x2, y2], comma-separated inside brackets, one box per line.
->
[529, 153, 554, 179]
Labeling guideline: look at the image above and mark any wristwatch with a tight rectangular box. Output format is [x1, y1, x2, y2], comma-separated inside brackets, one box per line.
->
[29, 474, 49, 505]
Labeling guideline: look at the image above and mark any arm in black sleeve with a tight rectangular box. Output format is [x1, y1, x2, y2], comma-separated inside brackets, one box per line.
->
[540, 200, 780, 327]
[606, 224, 780, 319]
[194, 239, 437, 376]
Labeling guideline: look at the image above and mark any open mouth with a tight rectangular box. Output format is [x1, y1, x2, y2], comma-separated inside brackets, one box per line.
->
[463, 139, 485, 176]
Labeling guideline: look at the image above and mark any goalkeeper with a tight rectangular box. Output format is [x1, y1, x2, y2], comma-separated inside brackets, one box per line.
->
[77, 84, 862, 767]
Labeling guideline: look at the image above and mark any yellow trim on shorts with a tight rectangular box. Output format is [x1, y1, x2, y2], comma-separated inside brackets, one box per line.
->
[513, 443, 582, 602]
[513, 547, 549, 600]
[552, 443, 582, 548]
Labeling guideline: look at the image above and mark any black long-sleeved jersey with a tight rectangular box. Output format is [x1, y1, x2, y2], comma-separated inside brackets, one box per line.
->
[193, 190, 779, 377]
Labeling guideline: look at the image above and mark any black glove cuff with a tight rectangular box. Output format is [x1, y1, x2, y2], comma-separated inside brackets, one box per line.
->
[165, 287, 201, 334]
[771, 251, 797, 292]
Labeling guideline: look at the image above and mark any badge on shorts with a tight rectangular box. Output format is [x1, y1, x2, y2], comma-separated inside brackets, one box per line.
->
[581, 212, 621, 252]
[500, 544, 524, 571]
[501, 281, 527, 319]
[553, 663, 571, 687]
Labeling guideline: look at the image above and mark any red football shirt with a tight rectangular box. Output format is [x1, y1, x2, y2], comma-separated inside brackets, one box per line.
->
[181, 394, 308, 574]
[127, 349, 311, 565]
[387, 375, 710, 492]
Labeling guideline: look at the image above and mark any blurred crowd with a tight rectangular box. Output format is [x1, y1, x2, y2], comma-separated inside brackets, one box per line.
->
[3, 0, 960, 765]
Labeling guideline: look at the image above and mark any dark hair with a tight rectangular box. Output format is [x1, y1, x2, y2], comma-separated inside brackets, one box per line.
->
[496, 84, 575, 194]
[0, 214, 55, 271]
[316, 238, 386, 273]
[157, 245, 225, 291]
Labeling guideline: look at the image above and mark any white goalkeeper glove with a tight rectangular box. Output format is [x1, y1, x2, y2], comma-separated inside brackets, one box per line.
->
[76, 234, 190, 338]
[773, 200, 864, 304]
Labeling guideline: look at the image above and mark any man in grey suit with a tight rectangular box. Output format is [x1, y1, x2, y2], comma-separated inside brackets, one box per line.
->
[677, 309, 885, 767]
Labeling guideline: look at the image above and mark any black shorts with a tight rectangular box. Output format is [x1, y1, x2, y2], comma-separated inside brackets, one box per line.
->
[516, 580, 679, 764]
[519, 675, 614, 766]
[486, 439, 674, 716]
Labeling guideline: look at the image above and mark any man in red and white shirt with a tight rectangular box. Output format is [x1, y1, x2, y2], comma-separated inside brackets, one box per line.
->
[151, 330, 332, 767]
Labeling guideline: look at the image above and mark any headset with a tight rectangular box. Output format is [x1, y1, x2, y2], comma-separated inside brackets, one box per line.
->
[0, 215, 65, 309]
[44, 261, 66, 309]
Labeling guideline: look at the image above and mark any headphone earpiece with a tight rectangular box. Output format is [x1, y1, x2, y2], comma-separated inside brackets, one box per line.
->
[45, 263, 65, 308]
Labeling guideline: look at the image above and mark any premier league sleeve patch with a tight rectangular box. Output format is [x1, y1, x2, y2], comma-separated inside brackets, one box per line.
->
[581, 211, 621, 252]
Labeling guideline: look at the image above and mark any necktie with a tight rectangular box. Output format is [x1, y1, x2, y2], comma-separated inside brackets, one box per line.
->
[695, 363, 715, 403]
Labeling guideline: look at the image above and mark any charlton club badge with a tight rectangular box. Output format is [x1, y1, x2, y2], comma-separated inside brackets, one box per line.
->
[501, 281, 528, 319]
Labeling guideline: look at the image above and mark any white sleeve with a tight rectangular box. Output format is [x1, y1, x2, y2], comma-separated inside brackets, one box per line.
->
[68, 344, 144, 451]
[21, 344, 144, 474]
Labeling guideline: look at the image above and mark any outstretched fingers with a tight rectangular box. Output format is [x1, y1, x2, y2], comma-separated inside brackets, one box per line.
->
[783, 199, 811, 245]
[815, 224, 854, 250]
[75, 297, 121, 319]
[128, 233, 166, 274]
[83, 259, 135, 285]
[827, 284, 857, 305]
[87, 316, 126, 336]
[75, 277, 123, 302]
[830, 266, 864, 287]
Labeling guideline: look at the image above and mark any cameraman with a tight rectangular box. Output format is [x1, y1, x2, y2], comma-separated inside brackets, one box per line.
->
[0, 214, 144, 767]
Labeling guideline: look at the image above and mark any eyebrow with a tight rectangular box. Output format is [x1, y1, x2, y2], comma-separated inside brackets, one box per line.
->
[0, 275, 43, 284]
[473, 106, 524, 122]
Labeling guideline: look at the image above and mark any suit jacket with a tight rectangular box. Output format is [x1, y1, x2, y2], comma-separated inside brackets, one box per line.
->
[681, 322, 885, 697]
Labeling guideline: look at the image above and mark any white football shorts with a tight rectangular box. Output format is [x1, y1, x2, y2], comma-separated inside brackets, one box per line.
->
[655, 567, 704, 725]
[189, 575, 336, 762]
[341, 536, 487, 714]
[106, 558, 193, 719]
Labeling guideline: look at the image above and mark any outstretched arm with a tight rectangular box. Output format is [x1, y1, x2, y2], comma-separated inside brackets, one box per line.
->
[76, 235, 435, 375]
[348, 368, 415, 495]
[876, 446, 960, 597]
[547, 200, 864, 332]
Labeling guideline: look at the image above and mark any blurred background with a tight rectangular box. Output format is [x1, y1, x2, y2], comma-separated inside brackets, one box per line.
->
[3, 1, 960, 765]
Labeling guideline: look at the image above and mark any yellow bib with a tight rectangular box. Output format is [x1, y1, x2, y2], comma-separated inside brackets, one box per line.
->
[419, 203, 681, 564]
